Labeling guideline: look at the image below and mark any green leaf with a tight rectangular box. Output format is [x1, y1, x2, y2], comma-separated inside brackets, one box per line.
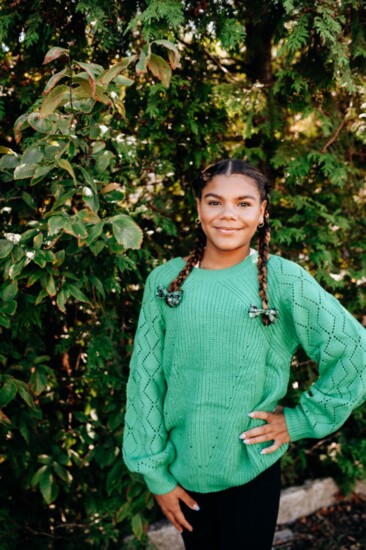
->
[33, 251, 47, 268]
[82, 186, 99, 212]
[21, 191, 37, 209]
[95, 150, 114, 174]
[14, 163, 37, 180]
[1, 282, 18, 302]
[43, 47, 69, 65]
[43, 68, 70, 95]
[0, 313, 10, 329]
[48, 215, 66, 236]
[64, 220, 88, 239]
[136, 46, 149, 75]
[15, 381, 36, 409]
[53, 462, 72, 484]
[29, 366, 48, 395]
[31, 164, 55, 186]
[40, 85, 69, 117]
[31, 465, 48, 487]
[147, 53, 172, 87]
[65, 284, 89, 303]
[21, 146, 43, 164]
[86, 221, 105, 245]
[27, 270, 44, 287]
[45, 274, 57, 297]
[79, 166, 97, 194]
[57, 159, 76, 183]
[0, 240, 14, 258]
[35, 289, 48, 304]
[0, 380, 17, 408]
[1, 300, 17, 315]
[131, 513, 144, 539]
[39, 469, 59, 504]
[56, 289, 66, 313]
[97, 57, 134, 85]
[28, 113, 57, 134]
[109, 214, 143, 249]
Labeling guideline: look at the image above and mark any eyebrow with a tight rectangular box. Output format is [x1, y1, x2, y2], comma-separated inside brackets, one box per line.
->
[203, 193, 257, 200]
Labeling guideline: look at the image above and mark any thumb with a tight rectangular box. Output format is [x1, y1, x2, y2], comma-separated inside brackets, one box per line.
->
[180, 491, 200, 511]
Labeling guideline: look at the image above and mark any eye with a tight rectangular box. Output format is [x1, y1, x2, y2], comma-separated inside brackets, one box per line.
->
[207, 201, 220, 206]
[239, 202, 251, 207]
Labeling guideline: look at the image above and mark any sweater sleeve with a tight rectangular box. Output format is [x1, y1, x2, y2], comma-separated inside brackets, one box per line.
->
[282, 265, 366, 442]
[122, 269, 178, 495]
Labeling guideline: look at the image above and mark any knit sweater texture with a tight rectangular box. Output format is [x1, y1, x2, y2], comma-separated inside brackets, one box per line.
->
[122, 250, 366, 495]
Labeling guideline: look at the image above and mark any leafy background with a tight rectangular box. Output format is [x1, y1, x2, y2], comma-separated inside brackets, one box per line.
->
[0, 0, 365, 548]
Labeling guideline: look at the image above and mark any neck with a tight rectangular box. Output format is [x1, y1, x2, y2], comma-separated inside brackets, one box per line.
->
[198, 246, 251, 270]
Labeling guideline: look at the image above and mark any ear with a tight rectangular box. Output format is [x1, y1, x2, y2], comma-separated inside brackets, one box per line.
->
[259, 199, 267, 223]
[195, 197, 201, 218]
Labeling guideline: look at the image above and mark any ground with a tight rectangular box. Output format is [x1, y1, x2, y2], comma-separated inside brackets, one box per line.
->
[274, 494, 366, 549]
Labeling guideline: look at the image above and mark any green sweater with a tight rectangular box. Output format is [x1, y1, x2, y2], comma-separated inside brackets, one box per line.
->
[122, 251, 366, 495]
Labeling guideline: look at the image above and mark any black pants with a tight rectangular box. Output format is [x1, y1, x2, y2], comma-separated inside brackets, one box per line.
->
[180, 460, 281, 550]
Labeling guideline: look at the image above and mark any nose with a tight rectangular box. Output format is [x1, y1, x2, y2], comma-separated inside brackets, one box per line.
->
[220, 206, 238, 219]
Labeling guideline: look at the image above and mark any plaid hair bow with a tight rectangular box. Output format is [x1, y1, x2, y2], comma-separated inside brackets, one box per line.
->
[248, 304, 279, 323]
[156, 284, 184, 307]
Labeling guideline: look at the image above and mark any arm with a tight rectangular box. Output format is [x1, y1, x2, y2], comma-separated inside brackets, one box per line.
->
[122, 268, 178, 495]
[282, 266, 366, 441]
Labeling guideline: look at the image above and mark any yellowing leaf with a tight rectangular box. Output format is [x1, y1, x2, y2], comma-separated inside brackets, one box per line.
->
[147, 53, 172, 88]
[43, 47, 69, 65]
[40, 85, 69, 117]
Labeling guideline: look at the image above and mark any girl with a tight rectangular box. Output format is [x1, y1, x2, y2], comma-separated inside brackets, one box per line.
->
[122, 159, 366, 549]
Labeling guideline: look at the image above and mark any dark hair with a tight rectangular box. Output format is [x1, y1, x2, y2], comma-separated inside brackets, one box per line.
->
[167, 159, 273, 325]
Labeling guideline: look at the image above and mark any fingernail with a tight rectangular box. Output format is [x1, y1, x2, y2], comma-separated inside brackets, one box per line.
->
[248, 412, 254, 418]
[239, 433, 246, 439]
[193, 503, 200, 511]
[243, 439, 250, 444]
[260, 449, 266, 454]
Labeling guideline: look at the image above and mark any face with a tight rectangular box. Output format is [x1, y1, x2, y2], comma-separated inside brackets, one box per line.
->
[195, 174, 267, 255]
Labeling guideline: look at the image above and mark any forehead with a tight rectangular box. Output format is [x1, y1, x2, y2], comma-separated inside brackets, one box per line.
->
[202, 174, 261, 198]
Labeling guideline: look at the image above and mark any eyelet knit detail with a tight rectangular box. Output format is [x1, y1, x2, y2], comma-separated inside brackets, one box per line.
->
[122, 254, 366, 494]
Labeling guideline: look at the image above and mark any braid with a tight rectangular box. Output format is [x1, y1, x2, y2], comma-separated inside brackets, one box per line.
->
[257, 207, 271, 325]
[167, 225, 206, 296]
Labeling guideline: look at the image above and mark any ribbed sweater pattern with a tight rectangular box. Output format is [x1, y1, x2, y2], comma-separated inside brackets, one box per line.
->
[122, 251, 366, 495]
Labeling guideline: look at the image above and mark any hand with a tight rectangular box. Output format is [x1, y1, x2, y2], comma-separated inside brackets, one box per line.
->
[239, 405, 290, 454]
[153, 485, 200, 534]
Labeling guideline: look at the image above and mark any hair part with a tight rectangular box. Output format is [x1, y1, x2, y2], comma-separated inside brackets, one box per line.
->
[167, 159, 273, 326]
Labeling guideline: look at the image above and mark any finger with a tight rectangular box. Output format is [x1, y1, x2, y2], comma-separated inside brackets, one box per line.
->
[260, 442, 282, 455]
[181, 496, 200, 512]
[165, 511, 185, 533]
[239, 425, 272, 439]
[175, 509, 194, 532]
[248, 410, 271, 421]
[242, 434, 275, 445]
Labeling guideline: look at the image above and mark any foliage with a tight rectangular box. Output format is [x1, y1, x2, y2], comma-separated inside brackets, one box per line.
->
[0, 0, 365, 547]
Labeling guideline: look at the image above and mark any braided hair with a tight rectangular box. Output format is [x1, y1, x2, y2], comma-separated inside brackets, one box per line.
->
[166, 159, 273, 325]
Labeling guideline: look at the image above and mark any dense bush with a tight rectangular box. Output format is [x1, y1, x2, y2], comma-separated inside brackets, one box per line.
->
[0, 1, 365, 547]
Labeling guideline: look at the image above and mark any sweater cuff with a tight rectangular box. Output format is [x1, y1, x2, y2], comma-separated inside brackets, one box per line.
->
[143, 469, 178, 495]
[283, 405, 315, 442]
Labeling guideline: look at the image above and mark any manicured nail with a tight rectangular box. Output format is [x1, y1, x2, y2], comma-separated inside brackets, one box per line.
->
[248, 412, 255, 418]
[193, 503, 200, 511]
[243, 439, 250, 444]
[260, 449, 266, 454]
[239, 433, 246, 439]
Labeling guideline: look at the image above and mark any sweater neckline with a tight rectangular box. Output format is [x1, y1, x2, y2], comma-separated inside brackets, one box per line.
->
[176, 248, 258, 280]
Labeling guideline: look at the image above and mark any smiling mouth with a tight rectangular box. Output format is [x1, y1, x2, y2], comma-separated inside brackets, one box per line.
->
[215, 227, 242, 233]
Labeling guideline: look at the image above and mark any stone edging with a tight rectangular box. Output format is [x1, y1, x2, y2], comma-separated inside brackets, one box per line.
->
[123, 478, 366, 549]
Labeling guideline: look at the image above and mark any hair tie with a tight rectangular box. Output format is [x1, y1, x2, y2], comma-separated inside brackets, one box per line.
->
[248, 304, 278, 323]
[156, 284, 183, 307]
